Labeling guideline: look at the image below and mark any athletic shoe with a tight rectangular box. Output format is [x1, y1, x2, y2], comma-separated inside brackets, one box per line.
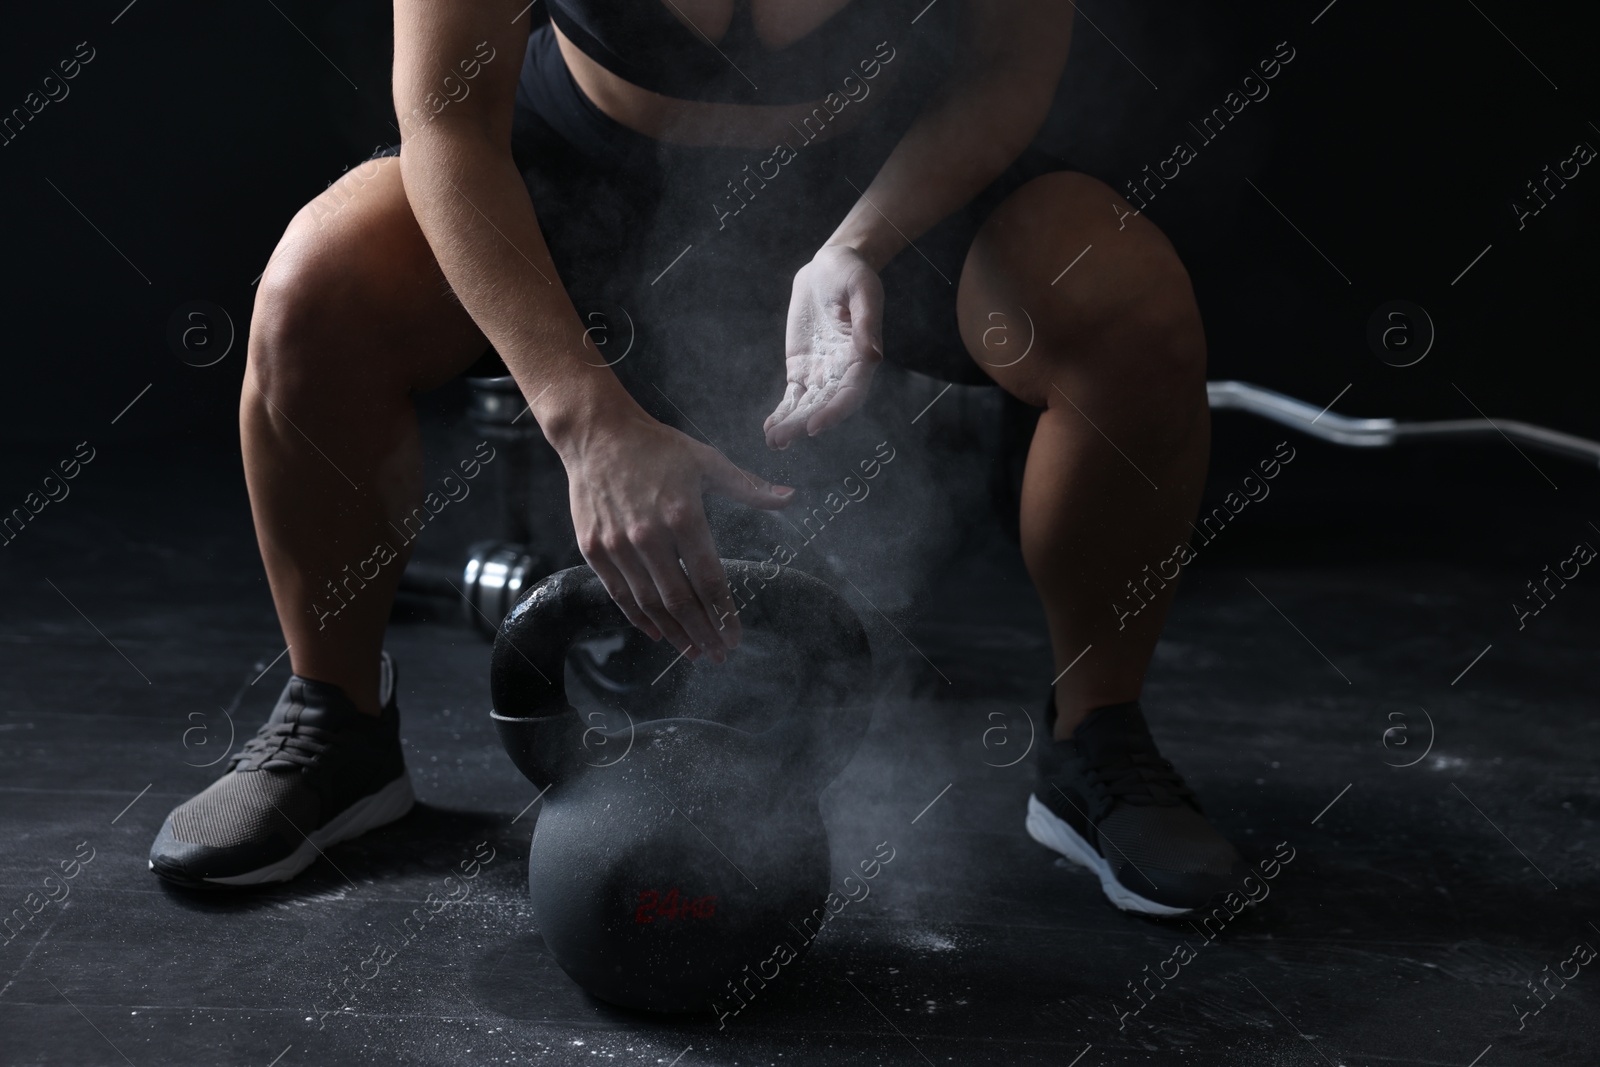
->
[1025, 694, 1246, 916]
[149, 653, 414, 887]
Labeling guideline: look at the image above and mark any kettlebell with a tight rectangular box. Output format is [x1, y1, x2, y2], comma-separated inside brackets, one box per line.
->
[490, 560, 873, 1013]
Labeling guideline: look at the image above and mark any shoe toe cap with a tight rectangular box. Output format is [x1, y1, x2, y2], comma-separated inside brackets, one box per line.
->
[147, 817, 294, 888]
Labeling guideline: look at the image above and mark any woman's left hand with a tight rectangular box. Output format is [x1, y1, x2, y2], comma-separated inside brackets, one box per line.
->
[764, 244, 884, 449]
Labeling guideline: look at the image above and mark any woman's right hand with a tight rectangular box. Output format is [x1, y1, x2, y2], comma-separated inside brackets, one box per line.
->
[559, 410, 794, 664]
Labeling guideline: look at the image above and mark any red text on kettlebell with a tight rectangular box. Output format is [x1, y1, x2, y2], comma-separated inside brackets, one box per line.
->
[634, 889, 718, 924]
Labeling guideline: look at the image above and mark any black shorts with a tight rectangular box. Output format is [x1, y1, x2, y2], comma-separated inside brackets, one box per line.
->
[373, 24, 1066, 407]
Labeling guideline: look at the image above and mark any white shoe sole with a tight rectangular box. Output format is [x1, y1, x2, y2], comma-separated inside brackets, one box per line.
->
[163, 774, 417, 887]
[1025, 794, 1191, 917]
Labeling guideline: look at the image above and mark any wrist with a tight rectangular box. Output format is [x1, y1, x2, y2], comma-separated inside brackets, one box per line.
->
[534, 373, 648, 462]
[822, 228, 899, 274]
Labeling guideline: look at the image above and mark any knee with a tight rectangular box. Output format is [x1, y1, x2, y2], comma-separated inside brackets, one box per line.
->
[1111, 249, 1206, 395]
[962, 171, 1207, 399]
[1057, 253, 1207, 422]
[246, 214, 384, 406]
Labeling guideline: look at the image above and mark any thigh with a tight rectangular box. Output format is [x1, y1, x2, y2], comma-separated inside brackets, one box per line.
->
[255, 152, 489, 395]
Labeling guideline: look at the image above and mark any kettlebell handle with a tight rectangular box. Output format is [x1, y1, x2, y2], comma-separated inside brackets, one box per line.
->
[490, 560, 872, 789]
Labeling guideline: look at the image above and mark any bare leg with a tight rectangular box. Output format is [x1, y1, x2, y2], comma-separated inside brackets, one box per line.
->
[957, 173, 1210, 739]
[243, 157, 488, 715]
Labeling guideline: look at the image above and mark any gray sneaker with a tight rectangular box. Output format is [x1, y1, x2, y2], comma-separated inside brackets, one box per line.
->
[1026, 696, 1247, 916]
[149, 653, 413, 887]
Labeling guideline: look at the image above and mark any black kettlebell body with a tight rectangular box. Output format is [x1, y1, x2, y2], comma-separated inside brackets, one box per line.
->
[491, 561, 872, 1013]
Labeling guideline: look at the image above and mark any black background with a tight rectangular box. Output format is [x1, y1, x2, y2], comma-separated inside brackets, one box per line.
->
[0, 0, 1594, 446]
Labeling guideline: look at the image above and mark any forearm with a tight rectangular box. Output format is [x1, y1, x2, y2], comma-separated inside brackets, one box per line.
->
[393, 0, 642, 457]
[399, 134, 641, 453]
[826, 2, 1072, 270]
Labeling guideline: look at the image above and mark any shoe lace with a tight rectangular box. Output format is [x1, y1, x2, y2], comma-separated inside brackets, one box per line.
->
[1087, 749, 1195, 809]
[230, 720, 334, 771]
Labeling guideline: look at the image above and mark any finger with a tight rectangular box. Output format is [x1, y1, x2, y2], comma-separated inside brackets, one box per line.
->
[611, 542, 699, 659]
[764, 380, 803, 431]
[764, 381, 805, 445]
[673, 510, 742, 650]
[586, 552, 661, 641]
[766, 383, 823, 449]
[638, 541, 727, 664]
[805, 360, 878, 437]
[702, 449, 794, 511]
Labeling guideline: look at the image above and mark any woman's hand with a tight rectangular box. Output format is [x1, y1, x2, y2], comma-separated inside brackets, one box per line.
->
[764, 244, 884, 450]
[561, 410, 793, 663]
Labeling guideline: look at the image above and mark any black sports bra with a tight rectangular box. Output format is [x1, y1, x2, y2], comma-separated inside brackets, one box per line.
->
[546, 0, 954, 105]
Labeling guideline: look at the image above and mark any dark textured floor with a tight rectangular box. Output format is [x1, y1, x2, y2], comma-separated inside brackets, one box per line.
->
[2, 400, 1598, 1067]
